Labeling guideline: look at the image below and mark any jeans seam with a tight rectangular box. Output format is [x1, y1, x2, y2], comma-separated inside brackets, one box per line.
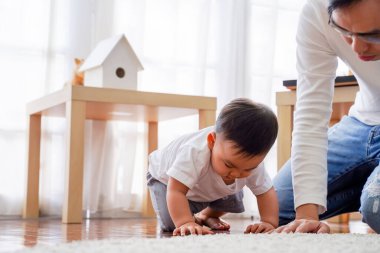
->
[366, 129, 375, 156]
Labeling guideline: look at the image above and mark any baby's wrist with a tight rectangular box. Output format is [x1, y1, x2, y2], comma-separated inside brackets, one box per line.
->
[260, 220, 276, 228]
[175, 217, 196, 228]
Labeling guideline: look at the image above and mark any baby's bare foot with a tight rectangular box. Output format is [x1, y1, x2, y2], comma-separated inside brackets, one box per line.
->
[201, 217, 230, 230]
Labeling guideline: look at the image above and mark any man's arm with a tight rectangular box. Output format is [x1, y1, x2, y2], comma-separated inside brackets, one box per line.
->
[276, 0, 338, 233]
[296, 203, 319, 220]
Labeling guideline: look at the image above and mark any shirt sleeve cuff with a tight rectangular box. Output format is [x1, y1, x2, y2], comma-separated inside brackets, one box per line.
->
[294, 195, 327, 215]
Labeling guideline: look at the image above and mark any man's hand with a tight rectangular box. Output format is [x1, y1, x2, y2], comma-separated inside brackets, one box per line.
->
[244, 221, 275, 234]
[274, 203, 330, 233]
[274, 219, 330, 233]
[173, 221, 214, 236]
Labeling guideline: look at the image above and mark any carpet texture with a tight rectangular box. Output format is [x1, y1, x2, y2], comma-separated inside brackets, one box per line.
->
[16, 233, 380, 253]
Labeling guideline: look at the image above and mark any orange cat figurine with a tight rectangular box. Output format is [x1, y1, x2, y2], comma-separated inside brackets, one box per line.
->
[70, 58, 84, 86]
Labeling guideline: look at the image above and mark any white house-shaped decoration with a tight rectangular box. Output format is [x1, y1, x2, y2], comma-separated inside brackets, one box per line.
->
[79, 34, 143, 90]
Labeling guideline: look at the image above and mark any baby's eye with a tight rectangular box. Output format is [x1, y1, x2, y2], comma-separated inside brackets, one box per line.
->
[244, 167, 257, 172]
[224, 162, 233, 168]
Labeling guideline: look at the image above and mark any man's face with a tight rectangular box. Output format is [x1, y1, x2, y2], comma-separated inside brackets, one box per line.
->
[332, 0, 380, 61]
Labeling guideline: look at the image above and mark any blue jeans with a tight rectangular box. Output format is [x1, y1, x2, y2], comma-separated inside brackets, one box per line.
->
[273, 116, 380, 233]
[147, 172, 244, 231]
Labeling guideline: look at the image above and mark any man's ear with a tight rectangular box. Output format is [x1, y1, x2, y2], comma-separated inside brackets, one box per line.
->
[207, 132, 216, 149]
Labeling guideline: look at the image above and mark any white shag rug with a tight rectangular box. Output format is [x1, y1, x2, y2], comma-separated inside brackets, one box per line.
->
[16, 233, 380, 253]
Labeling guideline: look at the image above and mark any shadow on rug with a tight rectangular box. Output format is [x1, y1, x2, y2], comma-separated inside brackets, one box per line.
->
[16, 233, 380, 253]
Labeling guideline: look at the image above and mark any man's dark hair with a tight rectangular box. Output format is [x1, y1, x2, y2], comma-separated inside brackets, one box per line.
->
[215, 98, 278, 158]
[328, 0, 362, 17]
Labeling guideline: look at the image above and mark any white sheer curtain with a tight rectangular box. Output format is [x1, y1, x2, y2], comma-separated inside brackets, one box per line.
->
[0, 0, 51, 215]
[1, 0, 332, 218]
[0, 0, 139, 217]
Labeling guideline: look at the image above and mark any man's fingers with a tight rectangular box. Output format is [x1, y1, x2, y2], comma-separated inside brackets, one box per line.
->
[317, 222, 331, 234]
[277, 220, 305, 233]
[281, 222, 298, 233]
[274, 225, 286, 233]
[293, 219, 318, 233]
[294, 220, 327, 233]
[276, 219, 331, 234]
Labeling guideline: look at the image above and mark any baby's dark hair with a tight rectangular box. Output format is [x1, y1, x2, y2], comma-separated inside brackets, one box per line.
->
[215, 98, 278, 158]
[328, 0, 362, 17]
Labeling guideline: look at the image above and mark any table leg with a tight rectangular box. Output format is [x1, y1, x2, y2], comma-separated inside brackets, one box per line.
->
[277, 105, 293, 170]
[142, 122, 158, 218]
[62, 101, 86, 224]
[23, 114, 42, 219]
[199, 109, 216, 129]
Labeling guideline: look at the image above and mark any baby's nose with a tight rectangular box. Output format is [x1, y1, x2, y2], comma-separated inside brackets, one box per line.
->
[229, 169, 241, 178]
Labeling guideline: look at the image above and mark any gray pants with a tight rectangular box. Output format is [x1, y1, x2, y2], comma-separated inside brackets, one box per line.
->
[147, 172, 244, 231]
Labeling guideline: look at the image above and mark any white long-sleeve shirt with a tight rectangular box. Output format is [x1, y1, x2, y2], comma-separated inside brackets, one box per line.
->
[293, 0, 380, 213]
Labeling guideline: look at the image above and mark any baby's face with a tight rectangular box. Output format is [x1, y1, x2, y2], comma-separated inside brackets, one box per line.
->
[207, 132, 266, 183]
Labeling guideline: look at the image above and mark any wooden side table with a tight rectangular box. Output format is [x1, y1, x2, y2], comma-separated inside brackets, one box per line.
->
[23, 85, 217, 224]
[276, 84, 358, 224]
[276, 85, 358, 169]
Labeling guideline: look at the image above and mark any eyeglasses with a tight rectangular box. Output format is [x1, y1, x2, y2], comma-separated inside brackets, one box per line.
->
[328, 17, 380, 44]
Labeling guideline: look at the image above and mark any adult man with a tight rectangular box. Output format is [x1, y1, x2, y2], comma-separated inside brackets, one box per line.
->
[273, 0, 380, 233]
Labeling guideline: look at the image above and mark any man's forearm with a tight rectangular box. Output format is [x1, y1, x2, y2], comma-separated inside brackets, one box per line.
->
[295, 204, 319, 220]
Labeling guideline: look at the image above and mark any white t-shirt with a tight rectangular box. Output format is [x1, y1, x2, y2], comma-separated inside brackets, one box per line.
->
[148, 126, 272, 202]
[293, 0, 380, 213]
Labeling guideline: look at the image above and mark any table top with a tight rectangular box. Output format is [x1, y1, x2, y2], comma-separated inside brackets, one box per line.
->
[276, 85, 359, 106]
[27, 86, 217, 122]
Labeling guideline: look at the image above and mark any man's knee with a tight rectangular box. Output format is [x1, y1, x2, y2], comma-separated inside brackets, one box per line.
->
[360, 174, 380, 233]
[361, 197, 380, 233]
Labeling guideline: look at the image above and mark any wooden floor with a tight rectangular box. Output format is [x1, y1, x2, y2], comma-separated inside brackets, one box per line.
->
[0, 217, 374, 252]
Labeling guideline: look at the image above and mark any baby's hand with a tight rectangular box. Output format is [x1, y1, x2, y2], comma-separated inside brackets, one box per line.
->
[173, 221, 214, 236]
[244, 221, 275, 234]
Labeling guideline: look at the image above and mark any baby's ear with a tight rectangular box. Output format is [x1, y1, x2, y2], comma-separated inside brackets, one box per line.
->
[207, 132, 216, 149]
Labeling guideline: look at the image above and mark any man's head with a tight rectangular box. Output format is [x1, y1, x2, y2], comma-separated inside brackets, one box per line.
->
[328, 0, 380, 61]
[207, 98, 278, 181]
